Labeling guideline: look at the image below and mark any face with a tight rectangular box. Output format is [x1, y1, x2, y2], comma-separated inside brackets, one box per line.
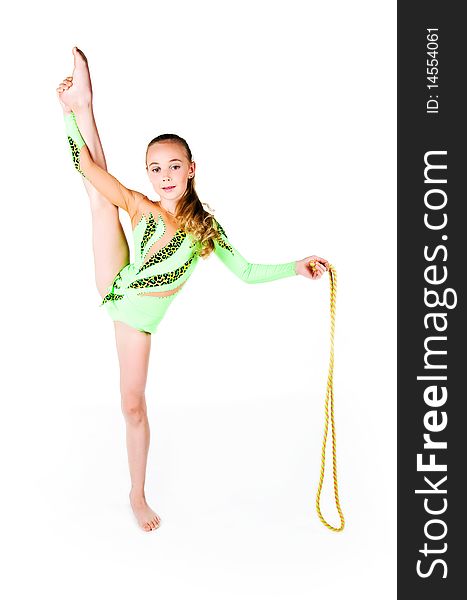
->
[146, 141, 196, 202]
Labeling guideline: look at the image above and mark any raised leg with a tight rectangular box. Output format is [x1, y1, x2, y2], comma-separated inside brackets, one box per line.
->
[58, 48, 130, 297]
[114, 320, 161, 532]
[58, 49, 158, 532]
[85, 167, 130, 297]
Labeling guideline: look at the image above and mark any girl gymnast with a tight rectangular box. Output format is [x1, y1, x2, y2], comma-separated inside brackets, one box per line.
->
[56, 47, 330, 532]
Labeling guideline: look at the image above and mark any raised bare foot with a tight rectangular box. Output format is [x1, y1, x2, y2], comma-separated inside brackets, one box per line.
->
[56, 46, 93, 114]
[129, 492, 161, 532]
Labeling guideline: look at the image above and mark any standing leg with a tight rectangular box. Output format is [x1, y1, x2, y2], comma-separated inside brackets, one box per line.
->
[114, 321, 161, 532]
[58, 49, 158, 531]
[59, 49, 159, 531]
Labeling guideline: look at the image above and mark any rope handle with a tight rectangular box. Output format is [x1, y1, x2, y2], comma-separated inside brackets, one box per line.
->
[309, 261, 345, 532]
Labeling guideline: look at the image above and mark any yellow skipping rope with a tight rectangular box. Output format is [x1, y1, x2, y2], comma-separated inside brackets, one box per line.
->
[309, 261, 345, 532]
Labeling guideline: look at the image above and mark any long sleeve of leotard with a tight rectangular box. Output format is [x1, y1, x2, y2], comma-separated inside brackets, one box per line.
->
[212, 219, 297, 283]
[63, 111, 139, 218]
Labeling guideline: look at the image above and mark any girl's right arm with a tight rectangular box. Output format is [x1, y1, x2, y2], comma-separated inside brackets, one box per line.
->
[64, 111, 139, 216]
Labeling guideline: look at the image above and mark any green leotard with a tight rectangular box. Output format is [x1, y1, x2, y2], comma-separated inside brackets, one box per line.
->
[64, 112, 298, 334]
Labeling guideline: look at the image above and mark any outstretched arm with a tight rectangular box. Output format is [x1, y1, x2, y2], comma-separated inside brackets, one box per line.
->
[212, 219, 298, 283]
[212, 219, 329, 282]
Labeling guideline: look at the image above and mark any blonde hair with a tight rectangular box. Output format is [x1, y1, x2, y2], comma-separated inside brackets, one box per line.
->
[146, 134, 222, 258]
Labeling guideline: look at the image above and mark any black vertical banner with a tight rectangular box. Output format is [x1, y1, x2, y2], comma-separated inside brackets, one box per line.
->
[398, 3, 465, 597]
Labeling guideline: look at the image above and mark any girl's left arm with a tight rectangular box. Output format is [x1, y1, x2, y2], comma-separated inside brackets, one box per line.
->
[212, 219, 298, 283]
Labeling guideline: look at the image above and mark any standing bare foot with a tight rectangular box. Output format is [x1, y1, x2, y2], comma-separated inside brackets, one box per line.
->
[129, 491, 161, 532]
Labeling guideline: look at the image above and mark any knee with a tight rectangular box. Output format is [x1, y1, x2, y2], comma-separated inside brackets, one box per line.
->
[121, 390, 147, 424]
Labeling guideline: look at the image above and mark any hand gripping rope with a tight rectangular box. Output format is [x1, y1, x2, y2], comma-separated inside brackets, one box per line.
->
[309, 261, 345, 532]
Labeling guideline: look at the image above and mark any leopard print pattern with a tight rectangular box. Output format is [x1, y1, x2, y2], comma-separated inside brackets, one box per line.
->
[140, 213, 162, 256]
[112, 273, 122, 289]
[101, 291, 124, 304]
[217, 221, 228, 237]
[129, 256, 195, 289]
[216, 237, 234, 254]
[215, 221, 234, 255]
[137, 229, 187, 274]
[67, 136, 85, 177]
[101, 273, 124, 305]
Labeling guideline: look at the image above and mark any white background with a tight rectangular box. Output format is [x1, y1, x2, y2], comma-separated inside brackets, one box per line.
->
[1, 1, 396, 598]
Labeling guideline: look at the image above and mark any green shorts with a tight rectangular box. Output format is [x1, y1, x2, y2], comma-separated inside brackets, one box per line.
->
[100, 268, 179, 334]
